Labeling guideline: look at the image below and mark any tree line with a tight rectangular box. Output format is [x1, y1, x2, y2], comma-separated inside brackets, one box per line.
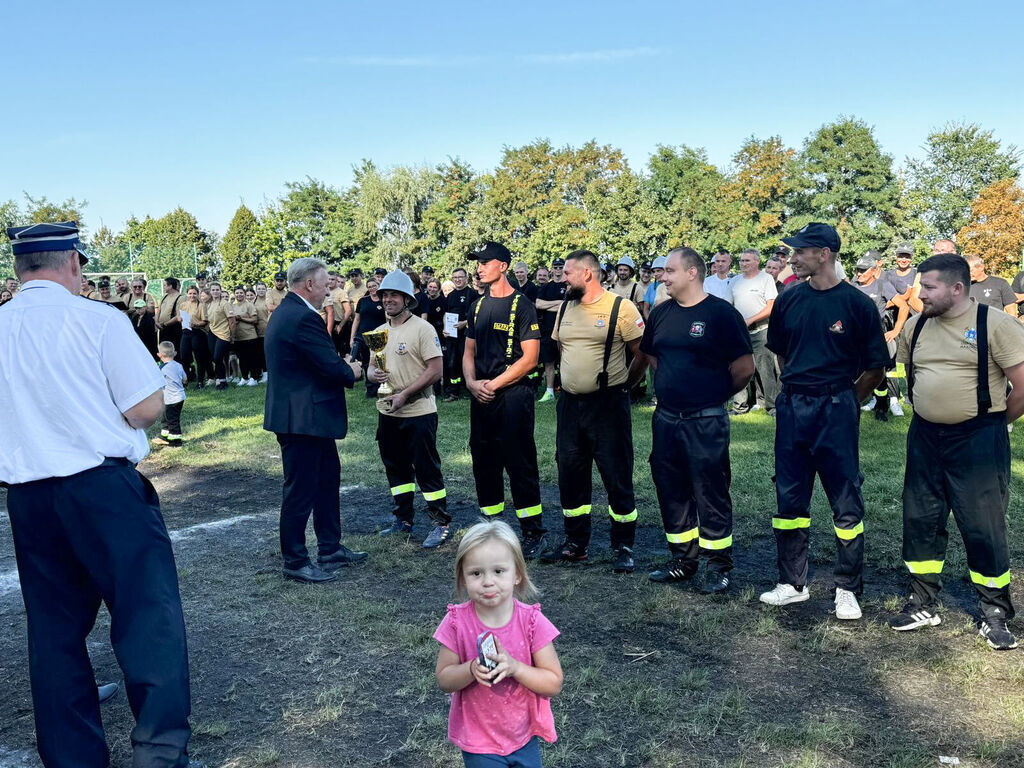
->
[2, 118, 1022, 285]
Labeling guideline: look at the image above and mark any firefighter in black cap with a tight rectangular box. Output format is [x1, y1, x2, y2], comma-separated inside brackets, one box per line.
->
[760, 223, 889, 621]
[464, 241, 547, 557]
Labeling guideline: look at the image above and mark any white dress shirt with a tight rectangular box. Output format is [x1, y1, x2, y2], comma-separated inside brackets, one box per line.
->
[0, 280, 164, 483]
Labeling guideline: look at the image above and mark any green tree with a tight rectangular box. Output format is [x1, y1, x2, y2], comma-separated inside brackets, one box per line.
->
[0, 199, 20, 277]
[720, 136, 796, 253]
[645, 144, 727, 254]
[419, 158, 486, 274]
[123, 207, 216, 281]
[23, 194, 87, 229]
[791, 117, 900, 264]
[220, 204, 267, 286]
[905, 122, 1021, 240]
[956, 179, 1024, 277]
[352, 161, 440, 268]
[584, 165, 665, 261]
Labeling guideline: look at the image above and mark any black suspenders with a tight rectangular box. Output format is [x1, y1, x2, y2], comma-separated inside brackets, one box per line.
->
[555, 294, 623, 391]
[907, 303, 990, 414]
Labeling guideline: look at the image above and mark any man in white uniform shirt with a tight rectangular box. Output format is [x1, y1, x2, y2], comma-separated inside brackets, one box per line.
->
[703, 251, 734, 303]
[0, 222, 196, 768]
[730, 248, 781, 415]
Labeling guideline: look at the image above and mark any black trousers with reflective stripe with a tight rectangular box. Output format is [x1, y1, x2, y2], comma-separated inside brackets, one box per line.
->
[556, 387, 636, 549]
[376, 411, 449, 525]
[469, 383, 544, 535]
[903, 411, 1013, 619]
[774, 389, 865, 592]
[444, 336, 465, 396]
[650, 407, 733, 572]
[6, 461, 191, 768]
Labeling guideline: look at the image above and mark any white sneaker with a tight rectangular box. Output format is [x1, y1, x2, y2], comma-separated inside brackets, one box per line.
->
[260, 372, 268, 383]
[246, 378, 258, 386]
[861, 397, 876, 412]
[236, 379, 247, 387]
[834, 588, 862, 620]
[760, 583, 809, 606]
[889, 397, 905, 417]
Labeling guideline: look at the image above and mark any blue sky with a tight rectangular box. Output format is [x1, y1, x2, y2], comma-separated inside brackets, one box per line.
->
[2, 0, 1022, 236]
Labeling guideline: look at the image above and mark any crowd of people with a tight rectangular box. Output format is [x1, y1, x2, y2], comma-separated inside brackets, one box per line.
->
[3, 218, 1024, 768]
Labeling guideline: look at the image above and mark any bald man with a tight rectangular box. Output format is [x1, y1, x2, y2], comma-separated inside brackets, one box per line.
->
[932, 239, 957, 255]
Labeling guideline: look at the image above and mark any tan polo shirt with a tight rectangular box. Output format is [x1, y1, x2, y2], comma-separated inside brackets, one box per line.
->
[330, 287, 351, 324]
[897, 299, 1024, 424]
[610, 280, 642, 305]
[373, 315, 443, 418]
[206, 298, 232, 341]
[254, 297, 269, 336]
[230, 300, 258, 341]
[177, 298, 206, 329]
[157, 291, 181, 324]
[266, 285, 288, 311]
[348, 283, 368, 304]
[552, 290, 645, 394]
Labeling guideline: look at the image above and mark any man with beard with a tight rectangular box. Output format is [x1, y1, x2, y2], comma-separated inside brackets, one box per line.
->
[610, 256, 642, 305]
[535, 257, 568, 403]
[463, 242, 546, 557]
[267, 271, 288, 314]
[540, 249, 645, 573]
[890, 254, 1024, 650]
[632, 247, 753, 593]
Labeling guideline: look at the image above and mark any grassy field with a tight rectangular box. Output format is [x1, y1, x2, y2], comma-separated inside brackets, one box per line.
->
[3, 384, 1024, 768]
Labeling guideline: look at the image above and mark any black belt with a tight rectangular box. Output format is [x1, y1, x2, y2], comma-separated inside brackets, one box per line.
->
[782, 382, 853, 397]
[656, 405, 726, 420]
[99, 457, 133, 468]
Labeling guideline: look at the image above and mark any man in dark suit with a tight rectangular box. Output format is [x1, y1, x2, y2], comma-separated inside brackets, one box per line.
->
[264, 257, 369, 583]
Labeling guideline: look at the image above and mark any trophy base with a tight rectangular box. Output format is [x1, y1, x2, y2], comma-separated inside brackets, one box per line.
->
[377, 383, 395, 397]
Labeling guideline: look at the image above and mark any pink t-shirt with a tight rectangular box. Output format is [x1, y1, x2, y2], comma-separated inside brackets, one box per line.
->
[433, 600, 560, 756]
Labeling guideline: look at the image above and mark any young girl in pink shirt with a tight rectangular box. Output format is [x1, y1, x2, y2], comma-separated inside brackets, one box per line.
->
[434, 521, 563, 767]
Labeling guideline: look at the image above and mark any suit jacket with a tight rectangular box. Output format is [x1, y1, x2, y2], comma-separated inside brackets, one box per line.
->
[263, 291, 355, 438]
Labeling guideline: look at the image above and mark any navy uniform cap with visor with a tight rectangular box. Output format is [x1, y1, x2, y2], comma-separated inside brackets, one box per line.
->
[551, 257, 566, 267]
[473, 241, 513, 264]
[6, 221, 89, 265]
[781, 222, 841, 253]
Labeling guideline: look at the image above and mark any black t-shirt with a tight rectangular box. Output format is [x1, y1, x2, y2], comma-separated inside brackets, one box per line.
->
[640, 295, 752, 411]
[855, 278, 898, 317]
[518, 280, 539, 303]
[466, 290, 541, 380]
[420, 293, 446, 334]
[1012, 271, 1024, 307]
[355, 294, 386, 336]
[537, 279, 568, 336]
[971, 276, 1016, 310]
[446, 286, 476, 321]
[766, 280, 890, 388]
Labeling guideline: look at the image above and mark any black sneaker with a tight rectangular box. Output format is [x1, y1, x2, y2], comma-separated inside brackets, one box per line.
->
[215, 381, 228, 390]
[888, 602, 941, 631]
[379, 519, 413, 537]
[521, 533, 548, 560]
[873, 408, 888, 422]
[980, 616, 1018, 650]
[539, 538, 586, 564]
[648, 557, 698, 583]
[612, 547, 635, 574]
[422, 524, 452, 549]
[701, 570, 731, 594]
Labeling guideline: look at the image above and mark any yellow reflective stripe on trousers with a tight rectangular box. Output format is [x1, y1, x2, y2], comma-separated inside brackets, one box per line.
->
[905, 560, 944, 575]
[608, 506, 638, 523]
[970, 569, 1011, 589]
[516, 504, 542, 519]
[666, 528, 699, 544]
[699, 535, 733, 550]
[892, 362, 906, 379]
[480, 503, 504, 516]
[562, 504, 591, 518]
[834, 521, 864, 540]
[772, 517, 810, 530]
[422, 488, 447, 501]
[391, 483, 416, 496]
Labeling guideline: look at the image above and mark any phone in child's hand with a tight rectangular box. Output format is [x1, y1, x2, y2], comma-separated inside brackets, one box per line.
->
[477, 631, 498, 670]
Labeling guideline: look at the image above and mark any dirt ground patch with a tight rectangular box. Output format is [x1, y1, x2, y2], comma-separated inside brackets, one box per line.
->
[2, 459, 1024, 768]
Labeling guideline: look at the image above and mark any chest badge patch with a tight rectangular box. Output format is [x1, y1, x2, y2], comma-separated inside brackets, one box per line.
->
[397, 342, 408, 354]
[964, 327, 977, 343]
[829, 320, 845, 334]
[689, 321, 705, 337]
[595, 318, 605, 327]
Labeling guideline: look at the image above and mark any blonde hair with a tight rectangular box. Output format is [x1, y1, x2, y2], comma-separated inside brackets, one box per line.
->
[157, 341, 176, 357]
[454, 520, 539, 602]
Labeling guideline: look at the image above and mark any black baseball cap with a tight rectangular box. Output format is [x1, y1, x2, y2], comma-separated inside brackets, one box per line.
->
[274, 271, 287, 280]
[773, 245, 791, 256]
[895, 242, 914, 256]
[348, 268, 363, 277]
[781, 222, 841, 252]
[551, 257, 565, 267]
[641, 260, 653, 270]
[195, 271, 208, 279]
[473, 241, 512, 264]
[420, 265, 434, 274]
[373, 267, 388, 277]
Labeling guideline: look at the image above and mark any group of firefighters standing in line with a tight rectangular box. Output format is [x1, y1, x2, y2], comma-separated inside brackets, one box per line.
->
[354, 224, 1024, 653]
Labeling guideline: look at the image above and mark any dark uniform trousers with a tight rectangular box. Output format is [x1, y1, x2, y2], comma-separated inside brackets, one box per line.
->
[6, 459, 191, 768]
[773, 387, 866, 592]
[376, 412, 450, 525]
[277, 434, 343, 570]
[469, 383, 545, 536]
[903, 411, 1013, 619]
[556, 387, 637, 549]
[179, 329, 209, 385]
[650, 406, 734, 572]
[444, 336, 466, 397]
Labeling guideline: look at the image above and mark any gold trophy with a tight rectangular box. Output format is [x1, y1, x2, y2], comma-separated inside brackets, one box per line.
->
[362, 329, 394, 397]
